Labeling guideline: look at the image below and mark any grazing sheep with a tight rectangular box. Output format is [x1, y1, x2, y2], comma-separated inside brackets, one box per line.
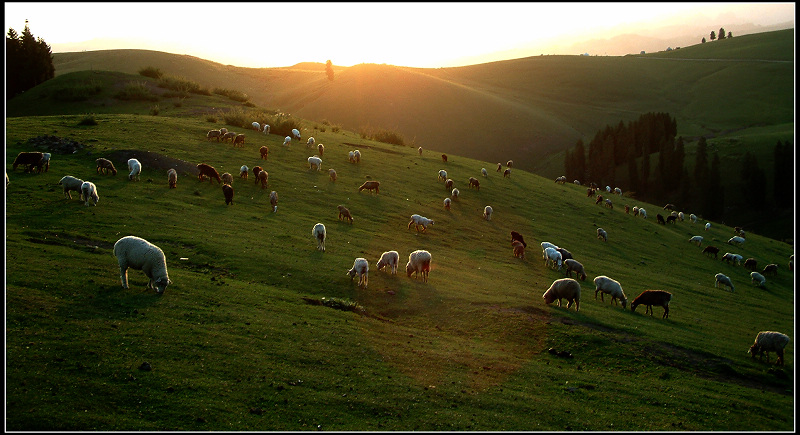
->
[80, 181, 99, 206]
[376, 250, 400, 275]
[329, 168, 337, 182]
[96, 158, 117, 175]
[596, 228, 607, 242]
[113, 235, 171, 294]
[292, 128, 301, 141]
[728, 236, 745, 246]
[232, 133, 246, 147]
[624, 205, 630, 214]
[257, 170, 269, 189]
[604, 198, 613, 209]
[564, 259, 587, 281]
[358, 180, 380, 194]
[690, 213, 697, 223]
[221, 172, 233, 185]
[702, 245, 720, 258]
[503, 168, 511, 178]
[318, 143, 324, 156]
[406, 250, 432, 282]
[574, 180, 580, 185]
[588, 188, 597, 198]
[443, 197, 451, 210]
[554, 175, 566, 184]
[38, 153, 51, 172]
[510, 231, 527, 248]
[58, 175, 85, 200]
[262, 124, 270, 134]
[614, 187, 622, 195]
[347, 258, 369, 288]
[12, 152, 44, 173]
[408, 214, 434, 232]
[483, 205, 493, 221]
[722, 252, 742, 265]
[167, 168, 177, 188]
[252, 166, 263, 183]
[506, 160, 513, 168]
[451, 188, 460, 199]
[666, 215, 677, 224]
[605, 185, 611, 193]
[543, 247, 563, 270]
[496, 163, 502, 172]
[444, 178, 454, 191]
[689, 235, 703, 247]
[630, 290, 672, 319]
[638, 208, 647, 219]
[542, 278, 581, 311]
[207, 129, 222, 142]
[348, 151, 356, 163]
[312, 223, 326, 251]
[540, 241, 559, 254]
[678, 211, 685, 221]
[595, 195, 604, 205]
[512, 241, 525, 259]
[353, 150, 361, 163]
[308, 156, 322, 171]
[269, 190, 278, 212]
[240, 165, 249, 179]
[749, 331, 790, 366]
[196, 163, 222, 184]
[337, 205, 353, 224]
[762, 263, 778, 276]
[219, 127, 228, 136]
[555, 247, 573, 261]
[657, 214, 666, 225]
[418, 146, 423, 156]
[283, 136, 291, 146]
[441, 154, 448, 162]
[593, 275, 627, 308]
[663, 203, 675, 211]
[714, 273, 735, 292]
[252, 121, 261, 131]
[632, 206, 638, 215]
[743, 258, 757, 271]
[306, 137, 315, 148]
[468, 177, 480, 190]
[260, 146, 270, 160]
[750, 271, 766, 288]
[221, 131, 237, 143]
[222, 184, 234, 205]
[481, 168, 488, 177]
[705, 222, 711, 231]
[127, 158, 142, 181]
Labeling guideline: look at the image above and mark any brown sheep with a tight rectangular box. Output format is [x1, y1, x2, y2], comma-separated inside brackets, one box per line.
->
[232, 134, 246, 147]
[506, 160, 513, 168]
[221, 131, 236, 143]
[630, 290, 672, 319]
[259, 146, 269, 159]
[221, 172, 233, 185]
[512, 241, 525, 259]
[257, 170, 269, 189]
[167, 168, 177, 188]
[441, 154, 448, 162]
[222, 184, 234, 205]
[743, 258, 758, 271]
[358, 181, 380, 194]
[762, 264, 778, 276]
[12, 152, 44, 173]
[510, 231, 527, 248]
[329, 168, 337, 182]
[445, 178, 454, 191]
[563, 259, 586, 281]
[96, 158, 118, 175]
[252, 166, 263, 184]
[197, 163, 222, 184]
[468, 177, 480, 190]
[207, 129, 222, 142]
[337, 205, 353, 224]
[702, 246, 719, 259]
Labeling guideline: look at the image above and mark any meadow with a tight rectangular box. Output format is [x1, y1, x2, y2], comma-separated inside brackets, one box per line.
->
[4, 71, 795, 430]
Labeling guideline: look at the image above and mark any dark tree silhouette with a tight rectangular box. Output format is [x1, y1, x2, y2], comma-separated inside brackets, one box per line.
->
[719, 28, 726, 40]
[702, 37, 707, 43]
[710, 30, 716, 41]
[6, 20, 54, 99]
[741, 151, 767, 209]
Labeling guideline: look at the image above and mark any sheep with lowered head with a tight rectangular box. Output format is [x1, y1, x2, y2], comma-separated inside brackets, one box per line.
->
[346, 257, 369, 288]
[406, 249, 432, 282]
[306, 137, 315, 148]
[705, 222, 711, 231]
[222, 184, 234, 205]
[376, 250, 400, 275]
[443, 197, 451, 210]
[481, 168, 488, 177]
[260, 146, 270, 160]
[269, 190, 278, 212]
[749, 331, 790, 366]
[128, 158, 142, 181]
[564, 259, 587, 281]
[512, 241, 525, 259]
[689, 235, 703, 246]
[593, 275, 627, 308]
[543, 247, 563, 270]
[283, 136, 292, 146]
[308, 156, 322, 171]
[337, 205, 353, 224]
[750, 271, 766, 288]
[728, 236, 745, 246]
[96, 158, 117, 175]
[630, 290, 672, 319]
[312, 223, 326, 251]
[113, 235, 171, 294]
[329, 168, 337, 182]
[81, 181, 99, 206]
[292, 128, 301, 141]
[451, 188, 460, 199]
[714, 273, 735, 292]
[221, 172, 233, 185]
[597, 227, 607, 242]
[240, 165, 249, 179]
[58, 175, 85, 200]
[483, 205, 493, 221]
[167, 168, 177, 188]
[408, 214, 434, 233]
[542, 278, 581, 311]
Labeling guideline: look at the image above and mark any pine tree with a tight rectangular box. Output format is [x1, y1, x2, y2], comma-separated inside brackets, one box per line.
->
[6, 20, 54, 99]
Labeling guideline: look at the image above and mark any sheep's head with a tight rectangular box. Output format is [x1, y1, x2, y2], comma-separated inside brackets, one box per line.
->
[542, 291, 556, 305]
[154, 277, 171, 294]
[406, 263, 415, 277]
[630, 302, 639, 313]
[346, 269, 357, 279]
[579, 272, 587, 281]
[620, 298, 628, 310]
[749, 344, 761, 358]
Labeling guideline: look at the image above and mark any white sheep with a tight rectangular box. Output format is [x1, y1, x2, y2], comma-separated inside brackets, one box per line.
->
[728, 236, 745, 246]
[750, 271, 766, 288]
[127, 158, 142, 181]
[269, 190, 278, 212]
[240, 165, 249, 179]
[329, 168, 337, 182]
[451, 188, 460, 199]
[638, 208, 647, 219]
[283, 136, 292, 146]
[443, 197, 451, 210]
[113, 235, 171, 294]
[438, 169, 447, 181]
[312, 223, 326, 251]
[307, 137, 315, 148]
[252, 121, 261, 131]
[481, 168, 488, 177]
[347, 257, 369, 288]
[58, 175, 85, 200]
[690, 213, 697, 223]
[483, 205, 493, 221]
[705, 222, 711, 231]
[714, 273, 734, 292]
[308, 156, 322, 171]
[593, 275, 627, 308]
[540, 241, 559, 255]
[348, 151, 355, 163]
[376, 250, 399, 275]
[596, 227, 607, 242]
[168, 168, 177, 188]
[406, 249, 432, 282]
[722, 252, 743, 265]
[543, 247, 563, 270]
[614, 187, 622, 195]
[417, 146, 423, 155]
[262, 124, 270, 134]
[353, 149, 361, 163]
[689, 235, 703, 246]
[749, 331, 790, 366]
[80, 181, 99, 206]
[678, 211, 685, 221]
[605, 185, 611, 193]
[41, 152, 51, 172]
[292, 128, 301, 141]
[408, 214, 434, 232]
[542, 278, 581, 311]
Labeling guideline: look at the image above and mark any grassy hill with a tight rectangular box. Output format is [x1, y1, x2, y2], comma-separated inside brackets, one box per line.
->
[4, 74, 794, 430]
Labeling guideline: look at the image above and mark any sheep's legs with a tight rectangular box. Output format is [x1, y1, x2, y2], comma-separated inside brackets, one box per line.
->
[119, 267, 129, 289]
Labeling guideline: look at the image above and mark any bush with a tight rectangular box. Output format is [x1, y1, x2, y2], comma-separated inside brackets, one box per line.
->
[358, 126, 405, 146]
[206, 115, 218, 123]
[157, 75, 211, 96]
[115, 81, 159, 101]
[213, 87, 249, 103]
[51, 80, 103, 102]
[138, 66, 163, 79]
[77, 114, 98, 126]
[150, 104, 160, 116]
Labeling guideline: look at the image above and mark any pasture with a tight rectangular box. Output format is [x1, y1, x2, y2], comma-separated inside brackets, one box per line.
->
[5, 105, 794, 430]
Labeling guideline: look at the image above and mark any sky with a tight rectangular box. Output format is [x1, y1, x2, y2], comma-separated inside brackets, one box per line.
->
[4, 2, 795, 68]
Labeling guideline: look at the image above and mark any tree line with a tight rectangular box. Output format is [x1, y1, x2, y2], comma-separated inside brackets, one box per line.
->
[6, 21, 55, 100]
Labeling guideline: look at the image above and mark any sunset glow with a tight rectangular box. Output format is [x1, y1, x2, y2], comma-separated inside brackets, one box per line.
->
[4, 2, 795, 68]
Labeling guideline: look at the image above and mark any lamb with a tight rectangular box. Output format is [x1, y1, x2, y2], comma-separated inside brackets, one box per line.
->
[358, 181, 380, 194]
[252, 121, 261, 131]
[468, 177, 480, 190]
[80, 181, 99, 206]
[714, 273, 735, 292]
[348, 151, 356, 163]
[750, 271, 766, 288]
[555, 247, 573, 261]
[222, 184, 234, 205]
[481, 168, 487, 177]
[510, 231, 527, 248]
[445, 178, 454, 191]
[728, 236, 745, 246]
[443, 197, 451, 210]
[167, 168, 177, 188]
[318, 143, 324, 156]
[483, 205, 493, 221]
[240, 165, 249, 179]
[113, 235, 171, 294]
[252, 166, 263, 183]
[312, 223, 326, 251]
[353, 150, 361, 163]
[232, 133, 246, 147]
[221, 131, 237, 143]
[418, 146, 423, 156]
[292, 128, 301, 141]
[306, 137, 315, 148]
[630, 290, 672, 319]
[346, 257, 369, 288]
[705, 222, 711, 231]
[257, 170, 269, 189]
[442, 154, 448, 162]
[337, 205, 353, 224]
[207, 129, 222, 142]
[743, 258, 757, 271]
[269, 190, 278, 212]
[702, 245, 719, 258]
[543, 247, 563, 270]
[12, 152, 44, 172]
[593, 275, 627, 309]
[96, 158, 117, 175]
[128, 158, 142, 181]
[376, 250, 400, 275]
[762, 263, 778, 276]
[512, 241, 525, 259]
[451, 188, 460, 199]
[260, 146, 270, 160]
[749, 331, 790, 366]
[503, 168, 511, 178]
[283, 136, 292, 146]
[308, 156, 322, 171]
[563, 259, 586, 281]
[196, 163, 222, 184]
[690, 213, 697, 223]
[542, 278, 581, 311]
[596, 228, 607, 242]
[221, 172, 233, 185]
[329, 168, 337, 182]
[262, 124, 270, 134]
[58, 175, 84, 200]
[406, 249, 432, 282]
[408, 214, 434, 232]
[689, 235, 703, 246]
[438, 169, 448, 182]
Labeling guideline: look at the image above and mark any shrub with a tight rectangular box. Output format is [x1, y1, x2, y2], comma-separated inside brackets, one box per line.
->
[358, 126, 405, 146]
[331, 125, 341, 133]
[115, 81, 159, 101]
[138, 66, 163, 79]
[51, 80, 103, 102]
[157, 75, 211, 96]
[213, 87, 249, 103]
[150, 104, 160, 116]
[77, 114, 98, 126]
[206, 115, 218, 123]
